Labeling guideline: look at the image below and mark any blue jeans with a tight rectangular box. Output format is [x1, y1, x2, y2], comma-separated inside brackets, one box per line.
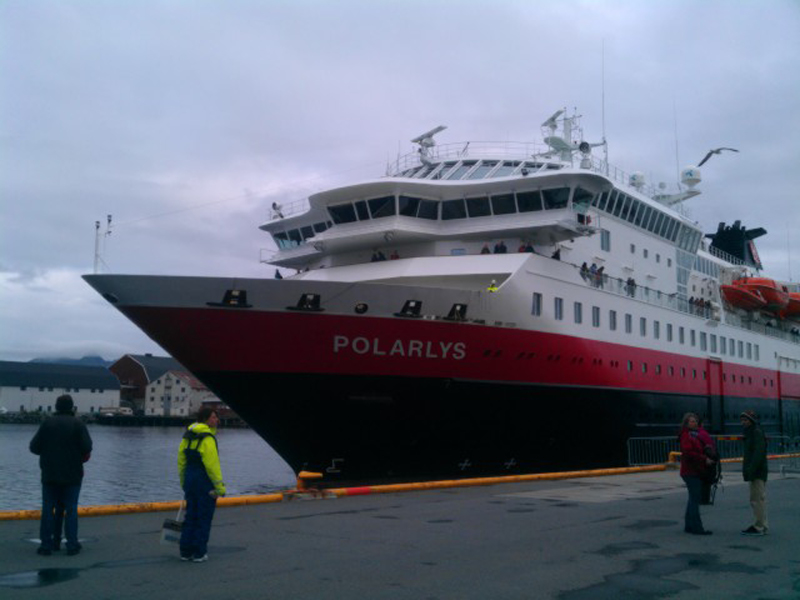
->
[40, 483, 81, 551]
[681, 475, 705, 533]
[179, 467, 217, 558]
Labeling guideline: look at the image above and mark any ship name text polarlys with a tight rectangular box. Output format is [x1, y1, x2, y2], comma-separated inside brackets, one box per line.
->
[333, 335, 467, 360]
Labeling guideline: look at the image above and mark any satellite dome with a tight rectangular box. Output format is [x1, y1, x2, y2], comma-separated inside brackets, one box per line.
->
[681, 167, 702, 188]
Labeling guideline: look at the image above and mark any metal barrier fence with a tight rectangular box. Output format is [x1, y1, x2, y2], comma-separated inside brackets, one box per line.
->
[627, 435, 794, 466]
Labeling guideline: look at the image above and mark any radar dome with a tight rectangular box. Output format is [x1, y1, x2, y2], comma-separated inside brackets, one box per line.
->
[629, 172, 645, 189]
[681, 167, 702, 188]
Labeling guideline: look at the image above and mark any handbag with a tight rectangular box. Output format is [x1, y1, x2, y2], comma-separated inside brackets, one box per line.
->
[160, 502, 185, 545]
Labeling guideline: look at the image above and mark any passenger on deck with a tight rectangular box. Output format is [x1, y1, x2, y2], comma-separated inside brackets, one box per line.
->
[487, 280, 499, 293]
[525, 242, 535, 253]
[493, 241, 507, 254]
[480, 244, 491, 255]
[596, 266, 605, 288]
[271, 202, 284, 219]
[390, 250, 400, 260]
[580, 262, 589, 281]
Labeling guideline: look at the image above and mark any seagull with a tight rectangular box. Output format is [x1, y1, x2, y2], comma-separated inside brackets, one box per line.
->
[697, 147, 739, 167]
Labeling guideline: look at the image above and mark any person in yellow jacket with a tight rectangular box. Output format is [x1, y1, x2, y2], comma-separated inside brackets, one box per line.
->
[177, 408, 226, 562]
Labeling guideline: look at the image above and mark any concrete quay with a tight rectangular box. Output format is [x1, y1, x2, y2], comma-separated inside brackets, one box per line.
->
[1, 462, 799, 600]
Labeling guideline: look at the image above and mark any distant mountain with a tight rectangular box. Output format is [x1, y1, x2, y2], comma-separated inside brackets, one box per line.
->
[29, 356, 114, 368]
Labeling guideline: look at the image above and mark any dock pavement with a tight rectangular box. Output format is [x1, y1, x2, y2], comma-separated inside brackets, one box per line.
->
[1, 461, 799, 600]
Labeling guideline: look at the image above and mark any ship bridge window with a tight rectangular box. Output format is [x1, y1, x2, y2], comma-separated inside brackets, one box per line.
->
[447, 161, 477, 180]
[572, 187, 594, 213]
[468, 161, 498, 179]
[636, 204, 651, 228]
[301, 226, 315, 240]
[618, 195, 633, 221]
[368, 196, 396, 219]
[605, 190, 619, 214]
[417, 199, 439, 220]
[442, 198, 467, 220]
[355, 200, 370, 220]
[313, 222, 329, 234]
[612, 193, 626, 217]
[399, 195, 420, 217]
[491, 193, 516, 215]
[288, 229, 303, 246]
[492, 161, 520, 178]
[466, 196, 491, 217]
[595, 190, 609, 211]
[542, 187, 570, 210]
[517, 190, 543, 212]
[328, 203, 358, 224]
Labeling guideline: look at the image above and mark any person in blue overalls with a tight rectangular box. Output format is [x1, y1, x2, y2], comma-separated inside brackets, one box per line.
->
[177, 408, 226, 562]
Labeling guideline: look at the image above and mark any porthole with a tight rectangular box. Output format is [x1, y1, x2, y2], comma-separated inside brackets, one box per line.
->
[355, 303, 369, 314]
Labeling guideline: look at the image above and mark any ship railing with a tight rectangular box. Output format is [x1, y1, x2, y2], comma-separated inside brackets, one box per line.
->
[627, 435, 792, 466]
[723, 312, 800, 346]
[708, 244, 746, 266]
[573, 263, 716, 320]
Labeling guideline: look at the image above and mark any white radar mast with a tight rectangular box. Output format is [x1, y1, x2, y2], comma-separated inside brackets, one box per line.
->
[412, 125, 447, 165]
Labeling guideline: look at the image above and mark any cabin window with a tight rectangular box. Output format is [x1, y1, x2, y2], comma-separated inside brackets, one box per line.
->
[446, 161, 477, 180]
[441, 199, 467, 220]
[625, 313, 632, 334]
[667, 323, 673, 342]
[592, 306, 601, 328]
[640, 317, 647, 337]
[574, 302, 583, 324]
[368, 196, 396, 219]
[653, 321, 660, 339]
[729, 339, 735, 355]
[466, 196, 491, 218]
[746, 343, 752, 360]
[609, 310, 617, 331]
[517, 190, 543, 212]
[328, 203, 357, 224]
[554, 297, 564, 320]
[700, 332, 707, 351]
[491, 194, 516, 215]
[710, 335, 717, 353]
[754, 345, 760, 361]
[720, 336, 727, 355]
[600, 229, 611, 251]
[531, 293, 542, 316]
[398, 196, 421, 217]
[690, 330, 696, 347]
[417, 200, 439, 220]
[468, 161, 498, 179]
[679, 327, 685, 344]
[738, 341, 744, 358]
[542, 187, 570, 210]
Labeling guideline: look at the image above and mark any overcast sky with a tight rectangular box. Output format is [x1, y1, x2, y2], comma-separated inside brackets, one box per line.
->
[1, 0, 799, 362]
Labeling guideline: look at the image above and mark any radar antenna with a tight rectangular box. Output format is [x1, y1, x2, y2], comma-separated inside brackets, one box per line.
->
[412, 125, 447, 165]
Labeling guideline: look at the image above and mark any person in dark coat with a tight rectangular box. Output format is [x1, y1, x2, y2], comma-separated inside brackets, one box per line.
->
[678, 412, 713, 535]
[29, 395, 92, 555]
[740, 410, 768, 535]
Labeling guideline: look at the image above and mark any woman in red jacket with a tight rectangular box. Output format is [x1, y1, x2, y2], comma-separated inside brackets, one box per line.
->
[679, 413, 713, 535]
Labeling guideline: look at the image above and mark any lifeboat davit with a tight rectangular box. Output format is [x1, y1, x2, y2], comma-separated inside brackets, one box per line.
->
[722, 277, 789, 313]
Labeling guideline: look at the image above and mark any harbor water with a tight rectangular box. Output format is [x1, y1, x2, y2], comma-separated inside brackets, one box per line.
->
[0, 423, 296, 511]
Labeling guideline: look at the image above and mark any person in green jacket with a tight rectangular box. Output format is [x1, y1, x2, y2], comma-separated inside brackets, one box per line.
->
[740, 410, 768, 536]
[178, 408, 226, 561]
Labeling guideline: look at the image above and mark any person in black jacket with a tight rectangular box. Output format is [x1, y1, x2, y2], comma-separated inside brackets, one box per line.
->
[29, 395, 93, 555]
[740, 410, 768, 535]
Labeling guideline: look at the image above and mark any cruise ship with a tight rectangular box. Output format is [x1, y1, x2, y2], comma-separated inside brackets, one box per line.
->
[84, 109, 800, 484]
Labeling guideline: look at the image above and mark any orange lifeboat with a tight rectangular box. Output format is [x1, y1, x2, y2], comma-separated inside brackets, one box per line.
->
[720, 284, 767, 311]
[779, 292, 800, 319]
[723, 277, 789, 313]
